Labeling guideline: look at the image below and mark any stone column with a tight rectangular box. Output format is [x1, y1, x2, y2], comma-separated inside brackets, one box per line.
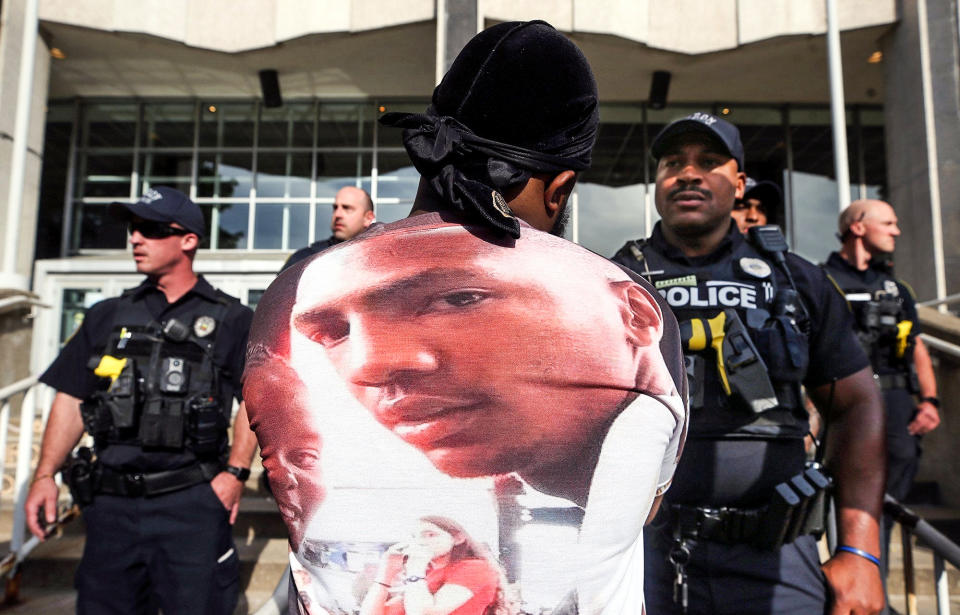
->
[883, 0, 960, 301]
[0, 0, 51, 388]
[436, 0, 478, 82]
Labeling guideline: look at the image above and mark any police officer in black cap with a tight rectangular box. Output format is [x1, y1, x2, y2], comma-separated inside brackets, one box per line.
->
[25, 186, 256, 614]
[612, 113, 885, 614]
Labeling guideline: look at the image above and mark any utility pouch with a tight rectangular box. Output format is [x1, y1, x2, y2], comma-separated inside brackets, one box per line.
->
[64, 447, 100, 508]
[79, 396, 113, 439]
[138, 398, 185, 449]
[88, 355, 139, 430]
[799, 465, 832, 538]
[187, 395, 224, 457]
[753, 482, 800, 550]
[683, 354, 705, 410]
[718, 310, 778, 413]
[754, 316, 809, 382]
[782, 475, 816, 544]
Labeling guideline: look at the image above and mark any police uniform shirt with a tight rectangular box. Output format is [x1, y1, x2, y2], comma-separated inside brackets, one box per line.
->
[40, 276, 253, 472]
[616, 222, 869, 506]
[281, 237, 338, 273]
[823, 251, 919, 377]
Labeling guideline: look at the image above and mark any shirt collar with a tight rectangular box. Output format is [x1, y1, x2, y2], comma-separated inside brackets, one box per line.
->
[826, 251, 876, 280]
[127, 275, 218, 302]
[649, 219, 741, 265]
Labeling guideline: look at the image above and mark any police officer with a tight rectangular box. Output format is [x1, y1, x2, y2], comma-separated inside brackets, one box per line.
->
[823, 199, 940, 574]
[25, 187, 257, 615]
[280, 185, 375, 272]
[612, 112, 885, 614]
[732, 177, 782, 234]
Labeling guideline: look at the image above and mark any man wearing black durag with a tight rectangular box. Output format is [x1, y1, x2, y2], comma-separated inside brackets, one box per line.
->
[245, 21, 689, 615]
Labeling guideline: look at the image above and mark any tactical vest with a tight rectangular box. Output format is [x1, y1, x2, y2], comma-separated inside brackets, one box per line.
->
[80, 291, 232, 458]
[614, 235, 810, 441]
[823, 260, 914, 378]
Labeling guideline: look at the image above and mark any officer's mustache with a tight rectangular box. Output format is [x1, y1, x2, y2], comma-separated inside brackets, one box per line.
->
[668, 184, 711, 200]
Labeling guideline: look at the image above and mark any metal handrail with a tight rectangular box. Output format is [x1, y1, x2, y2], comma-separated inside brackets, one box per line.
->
[885, 495, 959, 615]
[920, 334, 960, 359]
[918, 292, 960, 308]
[0, 376, 46, 583]
[0, 295, 51, 316]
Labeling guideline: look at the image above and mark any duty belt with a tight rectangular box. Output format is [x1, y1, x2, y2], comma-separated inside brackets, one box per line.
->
[668, 504, 764, 544]
[875, 372, 909, 391]
[97, 461, 222, 497]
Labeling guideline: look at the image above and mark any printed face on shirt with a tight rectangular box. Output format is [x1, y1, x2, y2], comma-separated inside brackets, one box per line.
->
[291, 226, 665, 488]
[245, 358, 324, 551]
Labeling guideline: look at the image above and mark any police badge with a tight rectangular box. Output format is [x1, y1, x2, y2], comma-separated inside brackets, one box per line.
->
[193, 315, 216, 338]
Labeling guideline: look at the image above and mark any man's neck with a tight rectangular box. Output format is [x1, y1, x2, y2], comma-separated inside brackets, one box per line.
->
[661, 220, 731, 258]
[838, 241, 872, 271]
[149, 267, 198, 304]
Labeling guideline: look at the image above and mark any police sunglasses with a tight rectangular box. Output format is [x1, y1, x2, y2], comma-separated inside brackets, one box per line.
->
[128, 220, 191, 239]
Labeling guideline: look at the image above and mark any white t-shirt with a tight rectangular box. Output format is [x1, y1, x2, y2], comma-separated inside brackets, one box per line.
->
[245, 215, 687, 615]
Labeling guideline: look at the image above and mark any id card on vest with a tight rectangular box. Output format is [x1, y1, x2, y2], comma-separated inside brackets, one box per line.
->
[245, 216, 686, 615]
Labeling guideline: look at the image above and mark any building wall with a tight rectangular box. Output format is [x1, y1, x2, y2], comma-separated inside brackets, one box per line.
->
[884, 0, 960, 301]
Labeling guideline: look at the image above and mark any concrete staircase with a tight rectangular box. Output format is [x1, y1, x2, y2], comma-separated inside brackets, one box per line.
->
[0, 469, 290, 614]
[885, 507, 960, 614]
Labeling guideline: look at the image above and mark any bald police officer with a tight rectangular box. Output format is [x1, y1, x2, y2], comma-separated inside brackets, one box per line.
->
[824, 199, 939, 582]
[281, 185, 375, 272]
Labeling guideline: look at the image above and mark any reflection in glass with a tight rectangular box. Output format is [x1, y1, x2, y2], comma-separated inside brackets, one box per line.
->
[254, 202, 310, 250]
[257, 153, 312, 198]
[139, 152, 192, 195]
[259, 104, 315, 148]
[199, 103, 257, 148]
[142, 103, 196, 148]
[82, 103, 137, 148]
[199, 203, 249, 250]
[77, 204, 127, 250]
[316, 153, 370, 197]
[197, 154, 253, 198]
[60, 288, 105, 345]
[574, 183, 652, 258]
[79, 153, 133, 198]
[317, 103, 373, 148]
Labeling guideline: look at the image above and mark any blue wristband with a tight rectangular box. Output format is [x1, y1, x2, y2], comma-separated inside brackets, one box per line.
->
[836, 545, 881, 567]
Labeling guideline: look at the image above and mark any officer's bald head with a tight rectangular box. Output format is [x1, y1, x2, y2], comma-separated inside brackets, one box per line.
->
[838, 199, 894, 237]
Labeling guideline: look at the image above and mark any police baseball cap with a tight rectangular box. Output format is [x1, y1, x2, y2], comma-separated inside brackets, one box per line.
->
[744, 177, 783, 205]
[650, 112, 745, 170]
[111, 187, 205, 238]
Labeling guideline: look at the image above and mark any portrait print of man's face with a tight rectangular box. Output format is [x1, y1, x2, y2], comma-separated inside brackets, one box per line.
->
[247, 219, 683, 615]
[290, 224, 672, 497]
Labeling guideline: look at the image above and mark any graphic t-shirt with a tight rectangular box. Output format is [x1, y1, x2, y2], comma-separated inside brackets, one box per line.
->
[245, 213, 687, 615]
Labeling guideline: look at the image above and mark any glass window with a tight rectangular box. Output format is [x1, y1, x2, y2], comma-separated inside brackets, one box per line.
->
[253, 202, 310, 250]
[316, 153, 371, 198]
[574, 182, 651, 258]
[259, 103, 315, 148]
[374, 152, 419, 201]
[197, 153, 254, 198]
[76, 204, 127, 250]
[788, 107, 857, 261]
[78, 153, 133, 198]
[139, 151, 193, 195]
[199, 202, 249, 250]
[198, 103, 257, 148]
[247, 289, 266, 310]
[60, 288, 106, 345]
[142, 103, 196, 148]
[256, 153, 312, 198]
[81, 103, 138, 148]
[317, 103, 374, 148]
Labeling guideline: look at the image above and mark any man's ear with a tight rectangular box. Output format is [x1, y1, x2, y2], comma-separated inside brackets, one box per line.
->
[543, 170, 577, 218]
[610, 280, 662, 349]
[363, 210, 375, 227]
[180, 233, 200, 252]
[849, 219, 866, 238]
[734, 171, 747, 200]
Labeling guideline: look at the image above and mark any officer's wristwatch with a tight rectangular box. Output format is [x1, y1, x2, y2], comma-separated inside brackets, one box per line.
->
[922, 396, 941, 408]
[225, 465, 250, 482]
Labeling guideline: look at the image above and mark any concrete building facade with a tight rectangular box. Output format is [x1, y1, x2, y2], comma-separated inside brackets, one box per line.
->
[2, 0, 960, 504]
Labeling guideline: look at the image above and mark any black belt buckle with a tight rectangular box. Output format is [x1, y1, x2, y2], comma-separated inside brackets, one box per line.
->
[697, 508, 725, 540]
[125, 473, 146, 497]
